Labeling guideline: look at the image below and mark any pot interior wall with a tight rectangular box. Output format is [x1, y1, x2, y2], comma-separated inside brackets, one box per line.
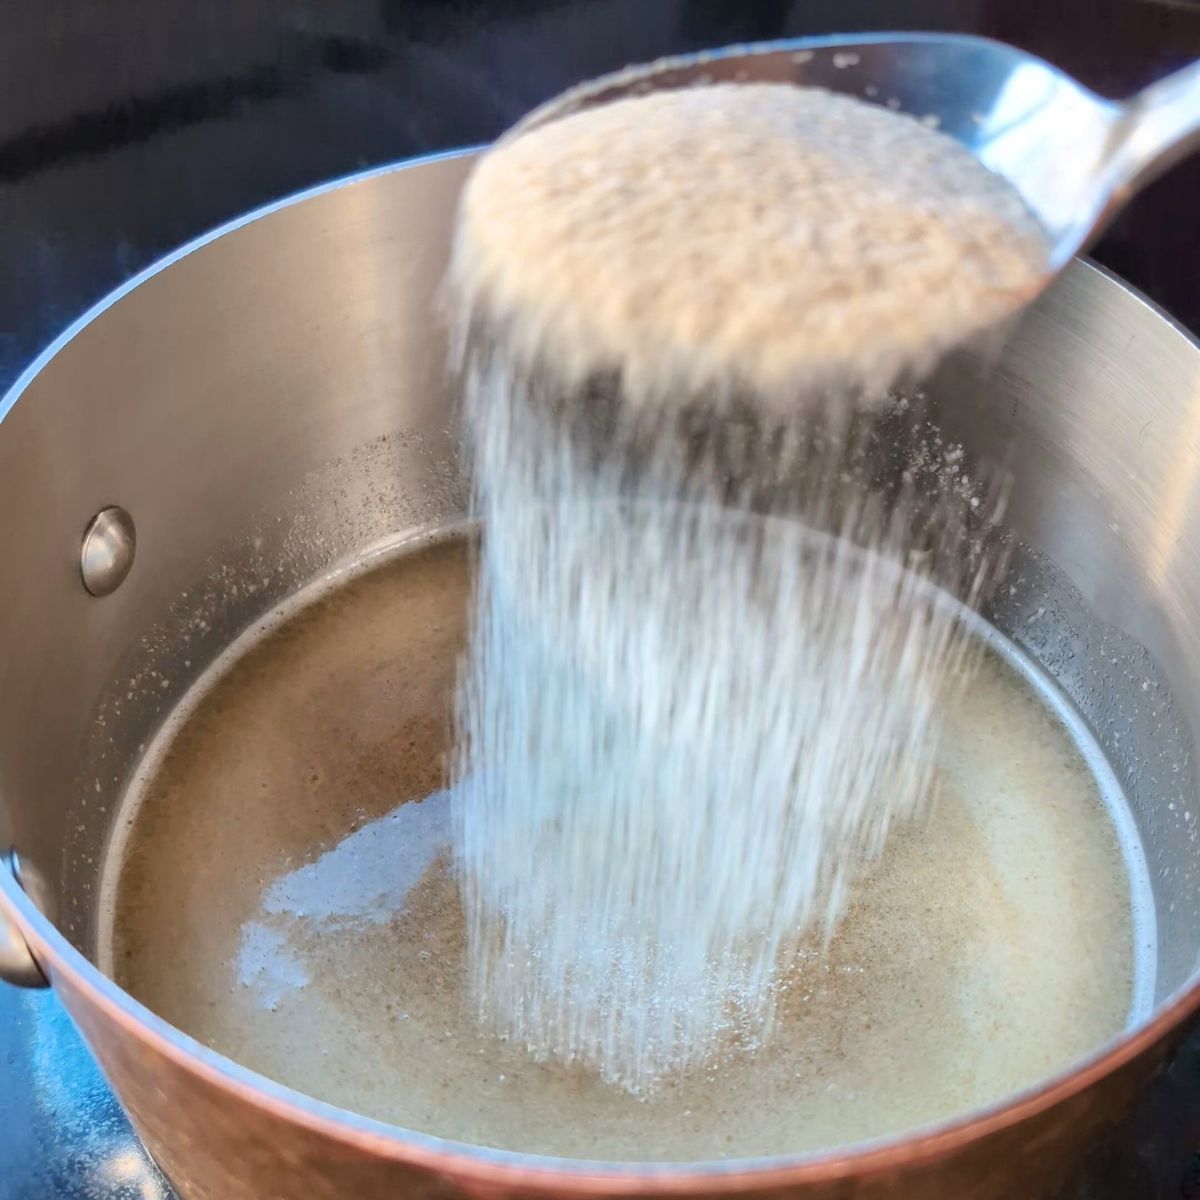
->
[1, 152, 1199, 1037]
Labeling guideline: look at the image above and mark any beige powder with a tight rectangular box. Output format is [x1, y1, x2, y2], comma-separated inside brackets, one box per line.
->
[452, 83, 1048, 403]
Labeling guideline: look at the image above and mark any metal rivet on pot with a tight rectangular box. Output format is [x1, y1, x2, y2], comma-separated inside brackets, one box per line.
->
[81, 506, 136, 597]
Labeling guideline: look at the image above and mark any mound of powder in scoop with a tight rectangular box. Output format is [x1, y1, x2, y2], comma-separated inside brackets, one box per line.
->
[451, 82, 1047, 403]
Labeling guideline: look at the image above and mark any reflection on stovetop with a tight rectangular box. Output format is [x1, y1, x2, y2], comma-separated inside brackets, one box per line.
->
[1, 990, 168, 1200]
[2, 981, 1199, 1199]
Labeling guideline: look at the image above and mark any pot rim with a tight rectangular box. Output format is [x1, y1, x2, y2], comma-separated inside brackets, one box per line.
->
[3, 148, 1200, 1191]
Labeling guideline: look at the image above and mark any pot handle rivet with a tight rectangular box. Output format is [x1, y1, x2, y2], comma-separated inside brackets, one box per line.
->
[0, 851, 49, 989]
[81, 506, 136, 597]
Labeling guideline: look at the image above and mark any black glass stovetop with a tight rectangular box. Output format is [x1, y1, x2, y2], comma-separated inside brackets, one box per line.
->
[2, 3, 1200, 1196]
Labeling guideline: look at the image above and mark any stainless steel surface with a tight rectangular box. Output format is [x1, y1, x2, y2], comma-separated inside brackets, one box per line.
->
[0, 855, 45, 988]
[0, 130, 1199, 1196]
[80, 506, 138, 598]
[518, 34, 1200, 297]
[0, 153, 469, 941]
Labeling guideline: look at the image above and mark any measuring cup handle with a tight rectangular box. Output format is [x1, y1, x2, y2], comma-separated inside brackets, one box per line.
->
[1112, 59, 1200, 199]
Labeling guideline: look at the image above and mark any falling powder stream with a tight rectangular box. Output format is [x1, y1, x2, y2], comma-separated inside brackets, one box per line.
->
[448, 80, 1044, 1093]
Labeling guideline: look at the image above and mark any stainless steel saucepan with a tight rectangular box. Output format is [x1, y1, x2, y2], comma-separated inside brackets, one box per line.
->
[4, 46, 1200, 1200]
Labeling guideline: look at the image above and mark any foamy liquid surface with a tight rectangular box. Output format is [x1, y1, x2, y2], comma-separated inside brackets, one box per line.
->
[103, 538, 1139, 1161]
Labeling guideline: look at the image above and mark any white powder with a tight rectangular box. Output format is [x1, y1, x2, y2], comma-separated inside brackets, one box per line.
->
[450, 81, 1033, 1092]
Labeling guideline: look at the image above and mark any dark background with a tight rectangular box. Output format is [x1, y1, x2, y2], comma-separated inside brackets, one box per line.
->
[2, 2, 1200, 1197]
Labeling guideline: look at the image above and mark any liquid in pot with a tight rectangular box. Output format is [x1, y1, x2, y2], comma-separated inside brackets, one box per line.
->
[100, 534, 1150, 1160]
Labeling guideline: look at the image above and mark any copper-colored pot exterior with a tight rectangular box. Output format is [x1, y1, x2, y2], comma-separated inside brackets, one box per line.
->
[44, 944, 1193, 1200]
